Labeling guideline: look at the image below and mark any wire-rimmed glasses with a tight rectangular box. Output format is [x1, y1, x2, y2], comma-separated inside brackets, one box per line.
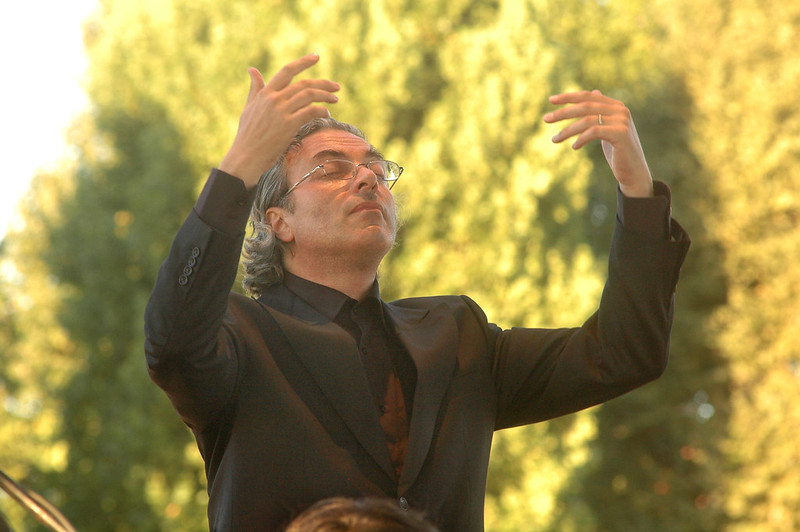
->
[280, 159, 403, 202]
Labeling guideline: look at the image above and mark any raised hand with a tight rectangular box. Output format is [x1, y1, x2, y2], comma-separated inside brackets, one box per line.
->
[544, 90, 653, 198]
[220, 53, 341, 188]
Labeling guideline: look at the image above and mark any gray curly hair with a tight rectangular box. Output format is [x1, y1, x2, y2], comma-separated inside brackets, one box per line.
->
[242, 117, 372, 297]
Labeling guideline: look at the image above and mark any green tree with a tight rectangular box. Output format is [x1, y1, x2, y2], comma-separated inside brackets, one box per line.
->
[0, 169, 79, 530]
[5, 0, 775, 530]
[380, 3, 606, 528]
[528, 2, 729, 530]
[39, 107, 205, 530]
[663, 1, 800, 529]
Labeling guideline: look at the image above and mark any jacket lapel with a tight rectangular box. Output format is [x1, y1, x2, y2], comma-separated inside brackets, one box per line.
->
[259, 288, 460, 492]
[258, 288, 396, 481]
[384, 301, 459, 494]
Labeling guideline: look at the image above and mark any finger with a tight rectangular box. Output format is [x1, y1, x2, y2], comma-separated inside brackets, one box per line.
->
[545, 90, 623, 125]
[548, 90, 613, 105]
[246, 67, 266, 104]
[544, 102, 613, 124]
[569, 127, 603, 150]
[280, 77, 341, 101]
[266, 53, 322, 92]
[293, 105, 333, 125]
[559, 124, 608, 150]
[555, 118, 628, 150]
[550, 115, 603, 145]
[286, 87, 340, 114]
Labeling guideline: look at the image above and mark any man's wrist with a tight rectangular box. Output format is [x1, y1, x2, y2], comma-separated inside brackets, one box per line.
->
[194, 169, 257, 236]
[616, 181, 672, 239]
[219, 150, 265, 190]
[619, 180, 655, 198]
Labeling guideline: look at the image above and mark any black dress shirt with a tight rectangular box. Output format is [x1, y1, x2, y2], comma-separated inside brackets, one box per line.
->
[283, 272, 417, 480]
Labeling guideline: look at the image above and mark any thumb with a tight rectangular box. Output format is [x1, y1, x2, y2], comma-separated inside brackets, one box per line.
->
[246, 67, 266, 104]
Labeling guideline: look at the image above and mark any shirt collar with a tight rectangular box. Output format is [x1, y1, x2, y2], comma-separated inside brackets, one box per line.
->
[283, 271, 382, 322]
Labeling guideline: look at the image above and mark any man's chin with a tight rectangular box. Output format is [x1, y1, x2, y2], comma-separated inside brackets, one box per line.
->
[361, 227, 396, 256]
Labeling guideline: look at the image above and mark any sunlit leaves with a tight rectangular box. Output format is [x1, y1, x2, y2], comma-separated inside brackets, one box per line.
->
[3, 0, 798, 530]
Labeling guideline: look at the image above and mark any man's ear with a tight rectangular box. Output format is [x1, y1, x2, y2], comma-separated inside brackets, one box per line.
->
[265, 207, 294, 243]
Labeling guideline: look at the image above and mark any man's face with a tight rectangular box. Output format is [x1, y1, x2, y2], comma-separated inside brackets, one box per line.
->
[275, 129, 398, 265]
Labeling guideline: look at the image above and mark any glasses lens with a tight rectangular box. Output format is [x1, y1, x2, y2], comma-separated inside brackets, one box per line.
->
[367, 161, 389, 180]
[370, 161, 401, 182]
[319, 159, 401, 184]
[386, 161, 401, 181]
[321, 160, 354, 180]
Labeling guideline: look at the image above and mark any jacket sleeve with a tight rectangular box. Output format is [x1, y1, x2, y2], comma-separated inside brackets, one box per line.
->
[144, 169, 255, 430]
[489, 181, 691, 429]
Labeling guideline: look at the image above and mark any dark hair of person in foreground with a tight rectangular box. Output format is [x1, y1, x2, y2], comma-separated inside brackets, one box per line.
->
[285, 497, 440, 532]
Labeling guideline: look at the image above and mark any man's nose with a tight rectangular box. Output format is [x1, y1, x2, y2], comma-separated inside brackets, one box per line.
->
[352, 164, 379, 191]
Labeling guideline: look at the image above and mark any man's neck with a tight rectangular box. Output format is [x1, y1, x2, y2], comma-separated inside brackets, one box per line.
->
[284, 261, 379, 301]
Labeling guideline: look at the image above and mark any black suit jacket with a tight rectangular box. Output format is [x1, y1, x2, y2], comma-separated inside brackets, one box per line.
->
[144, 170, 690, 531]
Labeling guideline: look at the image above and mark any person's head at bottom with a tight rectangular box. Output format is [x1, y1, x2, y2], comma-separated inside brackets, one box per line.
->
[285, 497, 439, 532]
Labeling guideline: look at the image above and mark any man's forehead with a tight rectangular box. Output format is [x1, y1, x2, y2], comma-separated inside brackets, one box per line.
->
[298, 130, 379, 162]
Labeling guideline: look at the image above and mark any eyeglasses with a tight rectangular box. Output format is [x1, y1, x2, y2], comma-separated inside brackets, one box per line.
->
[280, 159, 403, 201]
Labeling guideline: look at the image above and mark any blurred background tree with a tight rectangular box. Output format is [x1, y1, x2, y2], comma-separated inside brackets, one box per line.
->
[660, 1, 800, 530]
[1, 0, 798, 530]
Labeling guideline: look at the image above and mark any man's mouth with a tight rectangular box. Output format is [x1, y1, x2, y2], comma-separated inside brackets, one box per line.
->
[351, 201, 383, 214]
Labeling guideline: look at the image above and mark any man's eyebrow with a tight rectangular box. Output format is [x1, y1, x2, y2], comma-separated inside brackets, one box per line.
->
[311, 147, 384, 162]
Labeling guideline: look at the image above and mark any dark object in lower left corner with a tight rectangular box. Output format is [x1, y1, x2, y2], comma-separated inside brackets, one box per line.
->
[0, 468, 76, 532]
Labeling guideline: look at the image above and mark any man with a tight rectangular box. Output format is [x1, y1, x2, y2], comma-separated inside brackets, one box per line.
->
[144, 54, 690, 531]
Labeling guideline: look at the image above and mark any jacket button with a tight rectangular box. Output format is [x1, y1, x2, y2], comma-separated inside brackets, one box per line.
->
[398, 496, 409, 510]
[187, 256, 197, 267]
[178, 275, 189, 286]
[191, 247, 201, 258]
[183, 266, 193, 275]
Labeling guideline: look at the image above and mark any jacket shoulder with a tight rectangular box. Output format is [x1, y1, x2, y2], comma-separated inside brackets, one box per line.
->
[388, 294, 490, 325]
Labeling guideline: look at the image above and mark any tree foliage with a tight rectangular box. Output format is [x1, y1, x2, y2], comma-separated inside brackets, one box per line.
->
[2, 0, 798, 530]
[662, 1, 800, 529]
